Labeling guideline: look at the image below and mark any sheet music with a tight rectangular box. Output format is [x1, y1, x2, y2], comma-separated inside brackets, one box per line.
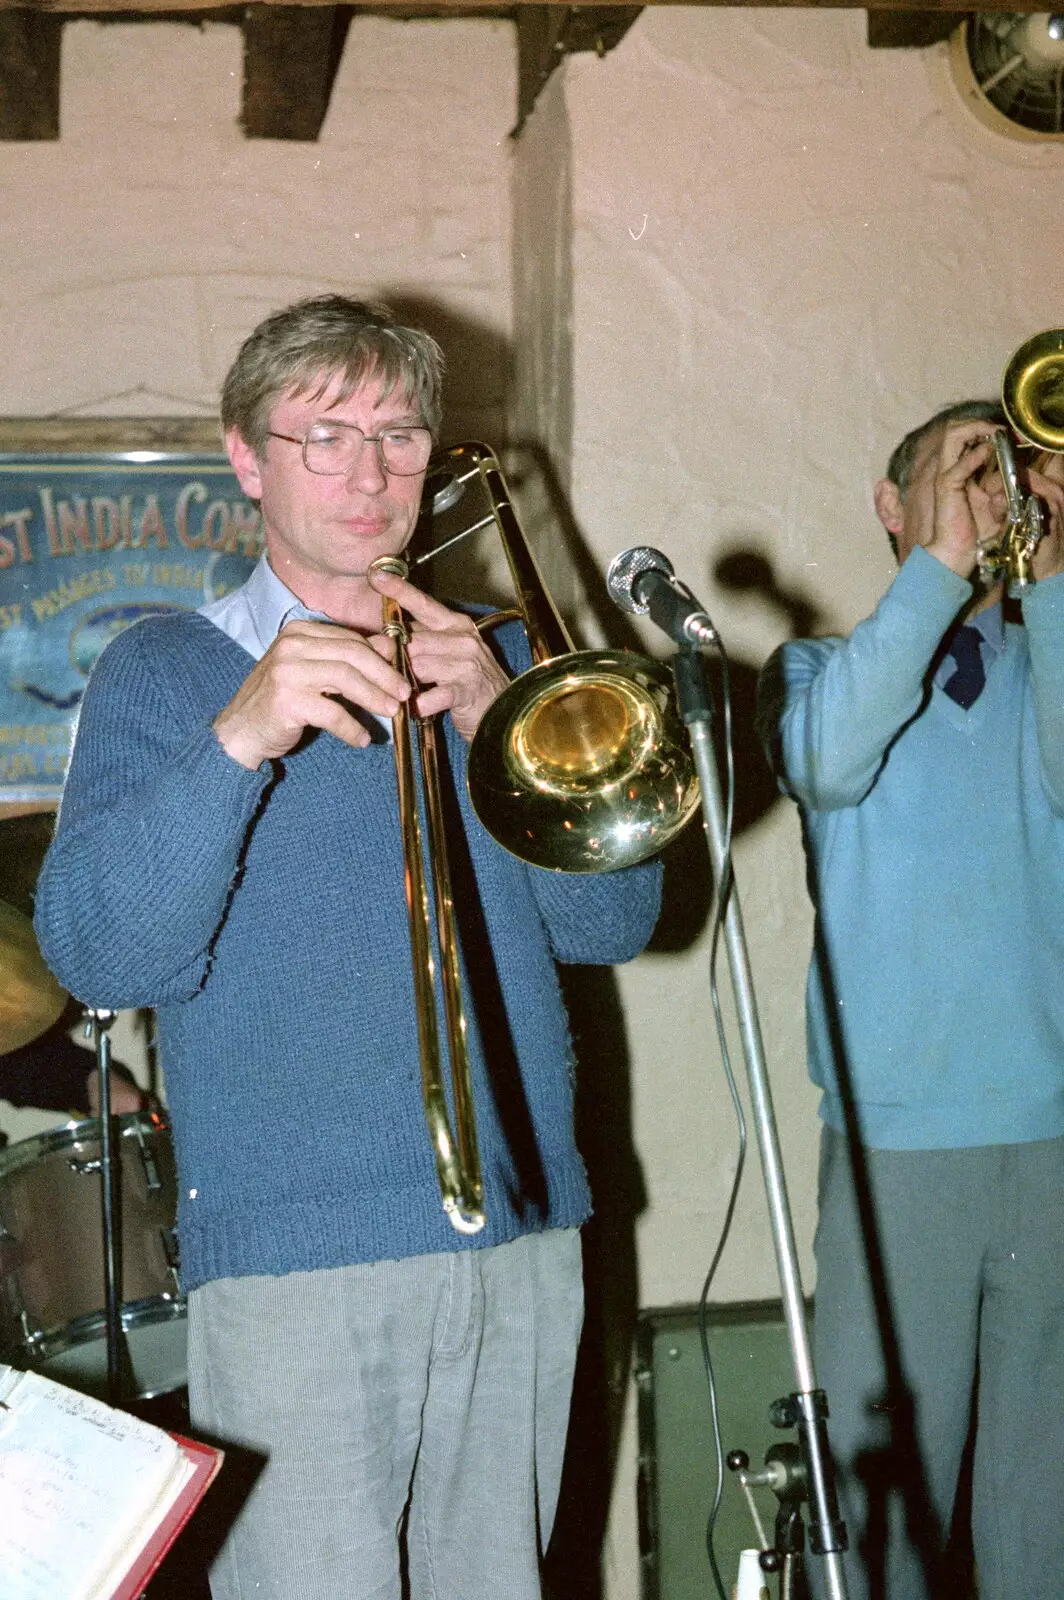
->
[0, 1365, 193, 1600]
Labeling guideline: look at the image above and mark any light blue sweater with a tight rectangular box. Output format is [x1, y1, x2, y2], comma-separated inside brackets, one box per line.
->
[759, 547, 1064, 1149]
[34, 612, 661, 1287]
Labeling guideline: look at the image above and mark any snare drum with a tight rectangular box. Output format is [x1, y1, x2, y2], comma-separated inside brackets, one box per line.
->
[0, 1110, 186, 1399]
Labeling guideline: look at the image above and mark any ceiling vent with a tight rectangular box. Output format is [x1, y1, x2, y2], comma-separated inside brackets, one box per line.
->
[950, 12, 1064, 139]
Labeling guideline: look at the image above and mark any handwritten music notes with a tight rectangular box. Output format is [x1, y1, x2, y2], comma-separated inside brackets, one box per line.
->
[0, 1364, 205, 1600]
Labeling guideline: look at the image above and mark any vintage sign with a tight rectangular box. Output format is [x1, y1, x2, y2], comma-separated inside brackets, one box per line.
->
[0, 421, 262, 804]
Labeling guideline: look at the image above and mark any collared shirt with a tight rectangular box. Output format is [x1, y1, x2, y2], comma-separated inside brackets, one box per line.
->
[200, 554, 392, 739]
[200, 554, 325, 661]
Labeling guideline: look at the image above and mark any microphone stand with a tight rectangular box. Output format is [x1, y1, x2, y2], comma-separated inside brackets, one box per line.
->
[672, 644, 849, 1600]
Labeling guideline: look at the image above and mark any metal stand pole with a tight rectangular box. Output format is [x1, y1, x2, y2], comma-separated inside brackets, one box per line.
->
[673, 648, 849, 1600]
[87, 1007, 126, 1405]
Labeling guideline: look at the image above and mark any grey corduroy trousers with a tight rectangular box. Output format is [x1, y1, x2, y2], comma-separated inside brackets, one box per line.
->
[187, 1228, 583, 1600]
[809, 1126, 1064, 1600]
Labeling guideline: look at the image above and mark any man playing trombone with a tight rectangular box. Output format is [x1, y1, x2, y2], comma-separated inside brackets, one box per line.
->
[34, 294, 663, 1600]
[758, 395, 1064, 1600]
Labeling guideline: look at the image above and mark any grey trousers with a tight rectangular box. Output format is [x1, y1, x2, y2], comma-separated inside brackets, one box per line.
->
[186, 1229, 584, 1600]
[811, 1126, 1064, 1600]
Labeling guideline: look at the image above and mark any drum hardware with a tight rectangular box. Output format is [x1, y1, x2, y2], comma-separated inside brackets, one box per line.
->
[0, 819, 185, 1400]
[131, 1116, 164, 1193]
[68, 1152, 104, 1177]
[64, 1105, 167, 1194]
[0, 1109, 186, 1401]
[88, 1007, 129, 1403]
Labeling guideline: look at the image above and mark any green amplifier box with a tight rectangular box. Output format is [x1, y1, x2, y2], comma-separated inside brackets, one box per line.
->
[635, 1300, 812, 1600]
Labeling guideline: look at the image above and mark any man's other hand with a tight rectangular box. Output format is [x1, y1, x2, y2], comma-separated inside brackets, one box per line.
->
[368, 566, 510, 743]
[212, 620, 412, 770]
[927, 421, 999, 579]
[1027, 452, 1064, 581]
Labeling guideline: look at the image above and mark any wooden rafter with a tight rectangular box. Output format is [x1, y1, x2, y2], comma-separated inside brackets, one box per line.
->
[242, 4, 350, 140]
[516, 6, 642, 131]
[0, 1, 1053, 10]
[0, 2, 1052, 145]
[0, 8, 60, 137]
[867, 7, 965, 45]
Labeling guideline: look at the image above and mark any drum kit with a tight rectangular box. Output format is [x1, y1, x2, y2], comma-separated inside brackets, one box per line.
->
[0, 817, 186, 1405]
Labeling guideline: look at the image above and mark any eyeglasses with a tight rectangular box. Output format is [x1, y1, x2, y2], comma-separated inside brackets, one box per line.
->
[266, 420, 433, 478]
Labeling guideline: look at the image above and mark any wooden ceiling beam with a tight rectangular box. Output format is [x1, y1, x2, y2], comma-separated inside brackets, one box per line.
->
[242, 3, 350, 139]
[516, 2, 569, 127]
[0, 0, 1055, 11]
[867, 8, 964, 45]
[516, 4, 641, 131]
[0, 0, 1044, 148]
[0, 8, 61, 136]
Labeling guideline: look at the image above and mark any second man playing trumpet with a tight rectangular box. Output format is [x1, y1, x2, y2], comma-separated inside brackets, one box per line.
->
[758, 399, 1064, 1600]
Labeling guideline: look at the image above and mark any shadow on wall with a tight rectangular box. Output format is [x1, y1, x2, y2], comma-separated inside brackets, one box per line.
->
[518, 441, 830, 952]
[388, 295, 510, 450]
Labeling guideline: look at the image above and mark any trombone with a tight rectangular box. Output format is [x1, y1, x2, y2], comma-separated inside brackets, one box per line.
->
[411, 443, 700, 874]
[373, 551, 485, 1235]
[980, 329, 1064, 588]
[371, 442, 700, 1233]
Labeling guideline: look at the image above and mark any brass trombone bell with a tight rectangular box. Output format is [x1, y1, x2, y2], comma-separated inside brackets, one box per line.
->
[468, 654, 695, 872]
[413, 443, 701, 874]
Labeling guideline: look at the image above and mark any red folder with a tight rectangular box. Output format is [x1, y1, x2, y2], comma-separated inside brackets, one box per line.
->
[109, 1431, 223, 1600]
[0, 1365, 223, 1600]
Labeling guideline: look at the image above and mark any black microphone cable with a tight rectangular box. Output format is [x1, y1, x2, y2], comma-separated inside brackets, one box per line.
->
[689, 633, 751, 1600]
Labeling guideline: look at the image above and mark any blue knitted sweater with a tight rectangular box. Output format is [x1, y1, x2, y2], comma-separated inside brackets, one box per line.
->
[758, 548, 1064, 1150]
[34, 612, 662, 1288]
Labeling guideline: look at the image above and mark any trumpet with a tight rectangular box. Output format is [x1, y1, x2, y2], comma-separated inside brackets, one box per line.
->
[371, 443, 700, 1233]
[979, 329, 1064, 588]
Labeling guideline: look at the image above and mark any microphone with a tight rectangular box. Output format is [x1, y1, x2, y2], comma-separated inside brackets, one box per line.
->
[606, 547, 717, 648]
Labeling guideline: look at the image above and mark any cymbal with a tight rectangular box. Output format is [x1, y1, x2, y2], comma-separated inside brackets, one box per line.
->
[0, 810, 56, 920]
[0, 897, 67, 1053]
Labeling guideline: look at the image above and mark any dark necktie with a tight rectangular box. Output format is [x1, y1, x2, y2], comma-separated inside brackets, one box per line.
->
[943, 624, 986, 709]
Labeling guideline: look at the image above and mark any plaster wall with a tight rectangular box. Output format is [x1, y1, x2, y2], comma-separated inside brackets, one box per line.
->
[510, 70, 575, 608]
[546, 11, 1064, 1596]
[0, 15, 514, 432]
[0, 10, 1061, 1597]
[0, 14, 516, 1143]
